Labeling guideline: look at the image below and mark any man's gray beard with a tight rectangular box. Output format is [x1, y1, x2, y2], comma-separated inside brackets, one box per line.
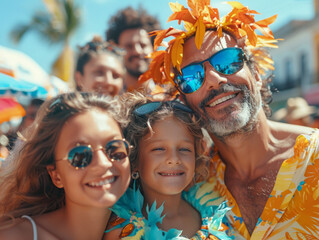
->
[126, 60, 150, 78]
[200, 84, 262, 139]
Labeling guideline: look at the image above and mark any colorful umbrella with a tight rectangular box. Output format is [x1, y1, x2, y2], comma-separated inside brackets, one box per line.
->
[0, 45, 50, 87]
[0, 97, 26, 124]
[0, 72, 48, 98]
[0, 46, 69, 99]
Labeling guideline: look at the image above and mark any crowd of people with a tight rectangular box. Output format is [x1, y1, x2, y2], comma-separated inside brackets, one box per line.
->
[1, 1, 319, 240]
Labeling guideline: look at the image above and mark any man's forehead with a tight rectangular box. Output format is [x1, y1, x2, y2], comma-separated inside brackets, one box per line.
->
[119, 28, 150, 45]
[89, 54, 125, 73]
[181, 31, 239, 67]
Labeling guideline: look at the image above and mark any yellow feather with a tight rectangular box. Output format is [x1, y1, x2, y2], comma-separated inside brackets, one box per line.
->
[170, 37, 184, 71]
[169, 2, 185, 12]
[227, 1, 245, 10]
[195, 16, 206, 49]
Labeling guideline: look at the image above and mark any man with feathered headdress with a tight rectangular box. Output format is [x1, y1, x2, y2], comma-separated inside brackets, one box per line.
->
[140, 0, 319, 238]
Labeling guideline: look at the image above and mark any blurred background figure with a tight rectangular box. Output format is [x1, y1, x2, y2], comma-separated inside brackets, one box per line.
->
[74, 36, 125, 96]
[6, 98, 44, 151]
[18, 98, 44, 130]
[272, 97, 317, 126]
[0, 46, 69, 160]
[312, 110, 319, 128]
[0, 134, 9, 165]
[106, 7, 161, 92]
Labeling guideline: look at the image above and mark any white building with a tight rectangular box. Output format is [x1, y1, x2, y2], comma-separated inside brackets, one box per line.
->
[269, 0, 319, 109]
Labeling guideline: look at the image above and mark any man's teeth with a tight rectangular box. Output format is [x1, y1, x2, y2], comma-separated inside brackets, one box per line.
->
[88, 177, 115, 187]
[208, 94, 236, 107]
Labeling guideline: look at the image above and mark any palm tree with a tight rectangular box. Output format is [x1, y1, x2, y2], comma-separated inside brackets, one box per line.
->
[11, 0, 81, 82]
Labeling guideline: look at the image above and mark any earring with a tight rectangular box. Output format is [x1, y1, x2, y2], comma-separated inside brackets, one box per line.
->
[193, 172, 197, 184]
[131, 171, 139, 180]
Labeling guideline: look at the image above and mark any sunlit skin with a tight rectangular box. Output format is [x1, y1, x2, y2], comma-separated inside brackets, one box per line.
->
[52, 109, 130, 208]
[105, 116, 202, 239]
[118, 28, 153, 76]
[75, 53, 125, 96]
[104, 116, 203, 240]
[181, 31, 262, 129]
[118, 28, 153, 90]
[179, 30, 315, 236]
[0, 109, 131, 240]
[137, 116, 196, 199]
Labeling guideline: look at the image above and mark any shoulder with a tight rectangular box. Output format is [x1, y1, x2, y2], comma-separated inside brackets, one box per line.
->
[0, 220, 33, 240]
[103, 228, 122, 240]
[33, 210, 68, 240]
[268, 120, 315, 139]
[105, 211, 143, 239]
[105, 213, 127, 233]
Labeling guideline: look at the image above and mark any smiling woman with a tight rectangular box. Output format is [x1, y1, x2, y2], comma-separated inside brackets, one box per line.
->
[74, 36, 125, 97]
[0, 92, 131, 240]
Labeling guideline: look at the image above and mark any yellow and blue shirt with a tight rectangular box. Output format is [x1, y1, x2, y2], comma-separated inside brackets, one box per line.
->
[209, 129, 319, 239]
[106, 181, 236, 239]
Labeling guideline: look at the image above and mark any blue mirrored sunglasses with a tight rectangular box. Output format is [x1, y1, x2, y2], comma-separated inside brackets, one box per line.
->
[56, 139, 130, 169]
[133, 101, 193, 116]
[175, 47, 246, 94]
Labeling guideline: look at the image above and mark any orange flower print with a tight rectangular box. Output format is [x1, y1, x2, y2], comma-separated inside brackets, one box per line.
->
[260, 190, 290, 225]
[304, 158, 319, 186]
[282, 185, 319, 235]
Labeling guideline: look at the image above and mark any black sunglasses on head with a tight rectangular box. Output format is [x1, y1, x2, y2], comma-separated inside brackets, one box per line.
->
[133, 101, 193, 116]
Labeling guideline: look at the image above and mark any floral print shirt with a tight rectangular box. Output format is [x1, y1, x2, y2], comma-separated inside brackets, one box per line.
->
[106, 181, 237, 239]
[208, 129, 319, 239]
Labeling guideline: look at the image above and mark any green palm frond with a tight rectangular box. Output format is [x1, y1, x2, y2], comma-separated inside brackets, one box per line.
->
[10, 25, 32, 44]
[10, 0, 81, 44]
[10, 0, 82, 82]
[11, 12, 63, 44]
[63, 0, 81, 40]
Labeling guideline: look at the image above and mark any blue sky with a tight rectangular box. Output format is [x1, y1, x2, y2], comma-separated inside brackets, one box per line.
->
[0, 0, 315, 74]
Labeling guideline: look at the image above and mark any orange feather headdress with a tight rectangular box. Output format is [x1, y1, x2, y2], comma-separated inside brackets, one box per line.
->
[139, 0, 279, 88]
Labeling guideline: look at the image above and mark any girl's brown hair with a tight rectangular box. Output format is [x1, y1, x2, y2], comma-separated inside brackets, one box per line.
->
[118, 91, 209, 186]
[0, 92, 121, 228]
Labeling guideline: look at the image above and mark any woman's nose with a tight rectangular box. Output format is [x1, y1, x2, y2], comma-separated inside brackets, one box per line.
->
[90, 148, 113, 169]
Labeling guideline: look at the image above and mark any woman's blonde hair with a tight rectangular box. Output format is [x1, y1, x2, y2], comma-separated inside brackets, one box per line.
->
[118, 91, 209, 185]
[0, 92, 121, 228]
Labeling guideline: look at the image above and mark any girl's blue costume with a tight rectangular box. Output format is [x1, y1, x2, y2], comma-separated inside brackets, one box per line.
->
[107, 180, 236, 239]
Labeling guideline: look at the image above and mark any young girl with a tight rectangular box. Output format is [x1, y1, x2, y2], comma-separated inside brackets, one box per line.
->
[0, 92, 131, 240]
[104, 91, 235, 239]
